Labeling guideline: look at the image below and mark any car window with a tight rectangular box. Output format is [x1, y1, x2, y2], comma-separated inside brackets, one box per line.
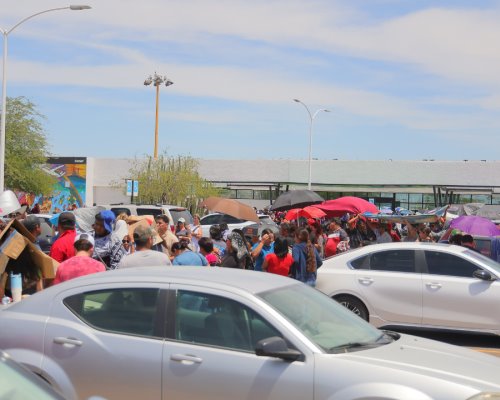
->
[137, 208, 162, 216]
[175, 290, 282, 352]
[259, 284, 382, 352]
[111, 207, 132, 217]
[474, 238, 492, 258]
[200, 215, 221, 225]
[463, 249, 500, 274]
[169, 209, 193, 225]
[350, 254, 370, 269]
[221, 215, 246, 224]
[64, 288, 161, 338]
[424, 251, 480, 278]
[39, 221, 53, 238]
[369, 250, 415, 273]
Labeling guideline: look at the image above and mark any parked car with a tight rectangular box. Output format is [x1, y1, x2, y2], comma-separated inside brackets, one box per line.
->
[1, 267, 500, 399]
[0, 349, 65, 399]
[100, 204, 193, 230]
[316, 242, 500, 335]
[200, 212, 278, 237]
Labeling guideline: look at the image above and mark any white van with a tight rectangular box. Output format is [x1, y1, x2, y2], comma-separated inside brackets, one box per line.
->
[100, 204, 193, 230]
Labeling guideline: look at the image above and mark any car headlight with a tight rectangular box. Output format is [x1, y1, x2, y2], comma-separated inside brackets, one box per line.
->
[467, 394, 500, 400]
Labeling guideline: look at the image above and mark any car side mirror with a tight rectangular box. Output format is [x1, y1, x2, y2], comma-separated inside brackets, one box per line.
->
[473, 269, 495, 281]
[255, 336, 302, 362]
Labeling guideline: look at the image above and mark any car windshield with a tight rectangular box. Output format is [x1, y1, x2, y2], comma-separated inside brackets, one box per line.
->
[258, 284, 385, 353]
[464, 249, 500, 274]
[170, 209, 193, 225]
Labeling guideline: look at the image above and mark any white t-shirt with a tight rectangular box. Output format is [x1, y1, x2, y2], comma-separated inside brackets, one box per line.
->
[118, 249, 172, 268]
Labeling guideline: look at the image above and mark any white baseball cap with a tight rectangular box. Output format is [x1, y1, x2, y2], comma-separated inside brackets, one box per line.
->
[74, 233, 95, 247]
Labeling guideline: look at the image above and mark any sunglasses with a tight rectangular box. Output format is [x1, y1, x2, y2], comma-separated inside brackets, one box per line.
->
[122, 239, 130, 244]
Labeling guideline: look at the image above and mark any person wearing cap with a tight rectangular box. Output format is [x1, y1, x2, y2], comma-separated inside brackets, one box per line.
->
[92, 211, 127, 270]
[175, 217, 191, 242]
[49, 212, 77, 263]
[53, 233, 106, 284]
[118, 225, 171, 268]
[22, 215, 42, 250]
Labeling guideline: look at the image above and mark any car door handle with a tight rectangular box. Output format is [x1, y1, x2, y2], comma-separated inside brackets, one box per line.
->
[358, 277, 374, 285]
[170, 354, 203, 364]
[425, 282, 442, 289]
[53, 337, 83, 347]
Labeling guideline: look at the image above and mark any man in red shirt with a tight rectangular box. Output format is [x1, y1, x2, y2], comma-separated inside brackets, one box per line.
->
[49, 212, 77, 262]
[54, 233, 106, 284]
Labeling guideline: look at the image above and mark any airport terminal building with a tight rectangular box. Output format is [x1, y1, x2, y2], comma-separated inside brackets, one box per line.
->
[69, 158, 500, 211]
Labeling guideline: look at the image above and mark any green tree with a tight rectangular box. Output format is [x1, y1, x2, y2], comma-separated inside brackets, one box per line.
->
[4, 96, 55, 193]
[129, 153, 220, 211]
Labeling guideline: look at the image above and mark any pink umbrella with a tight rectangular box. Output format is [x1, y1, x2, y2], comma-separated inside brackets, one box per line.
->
[315, 196, 379, 217]
[285, 206, 326, 220]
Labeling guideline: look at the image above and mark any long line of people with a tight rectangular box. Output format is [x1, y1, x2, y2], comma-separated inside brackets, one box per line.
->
[3, 207, 475, 299]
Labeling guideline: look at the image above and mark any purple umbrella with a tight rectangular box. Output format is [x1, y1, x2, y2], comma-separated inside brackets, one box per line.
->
[450, 215, 500, 237]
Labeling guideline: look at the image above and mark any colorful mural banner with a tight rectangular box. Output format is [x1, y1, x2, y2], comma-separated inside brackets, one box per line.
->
[18, 157, 87, 214]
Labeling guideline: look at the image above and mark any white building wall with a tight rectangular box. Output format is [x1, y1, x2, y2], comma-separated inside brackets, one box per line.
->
[85, 158, 500, 206]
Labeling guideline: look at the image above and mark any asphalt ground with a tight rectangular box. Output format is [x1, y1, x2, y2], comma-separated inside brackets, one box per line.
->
[388, 328, 500, 357]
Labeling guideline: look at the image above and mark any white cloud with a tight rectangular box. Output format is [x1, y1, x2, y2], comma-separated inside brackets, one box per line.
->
[3, 0, 500, 140]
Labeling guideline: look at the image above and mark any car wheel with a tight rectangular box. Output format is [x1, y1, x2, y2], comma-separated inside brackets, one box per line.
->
[334, 295, 369, 321]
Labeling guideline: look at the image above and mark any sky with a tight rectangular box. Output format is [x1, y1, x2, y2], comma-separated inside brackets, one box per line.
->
[2, 0, 500, 161]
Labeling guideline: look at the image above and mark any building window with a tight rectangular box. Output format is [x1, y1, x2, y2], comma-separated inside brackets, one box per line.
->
[471, 194, 491, 204]
[253, 190, 271, 200]
[235, 189, 253, 199]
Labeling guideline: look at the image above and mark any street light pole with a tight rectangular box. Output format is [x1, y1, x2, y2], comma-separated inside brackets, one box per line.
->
[144, 72, 174, 160]
[0, 5, 91, 192]
[293, 99, 330, 190]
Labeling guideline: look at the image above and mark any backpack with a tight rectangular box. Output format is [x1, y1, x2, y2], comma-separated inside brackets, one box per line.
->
[305, 243, 317, 273]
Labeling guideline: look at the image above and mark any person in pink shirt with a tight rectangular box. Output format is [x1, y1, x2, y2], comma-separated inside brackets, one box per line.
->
[53, 233, 106, 284]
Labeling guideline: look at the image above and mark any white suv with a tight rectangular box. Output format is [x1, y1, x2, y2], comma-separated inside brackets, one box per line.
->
[199, 213, 278, 237]
[100, 204, 193, 230]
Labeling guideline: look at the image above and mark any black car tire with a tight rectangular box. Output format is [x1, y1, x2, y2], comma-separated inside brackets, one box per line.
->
[334, 295, 369, 321]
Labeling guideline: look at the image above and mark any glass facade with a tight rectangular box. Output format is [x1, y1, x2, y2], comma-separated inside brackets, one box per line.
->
[225, 187, 499, 211]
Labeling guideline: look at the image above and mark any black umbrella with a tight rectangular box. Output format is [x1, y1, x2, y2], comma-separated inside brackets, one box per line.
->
[270, 190, 324, 211]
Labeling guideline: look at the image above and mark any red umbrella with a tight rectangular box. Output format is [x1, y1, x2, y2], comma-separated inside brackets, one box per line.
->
[315, 196, 379, 217]
[285, 206, 326, 220]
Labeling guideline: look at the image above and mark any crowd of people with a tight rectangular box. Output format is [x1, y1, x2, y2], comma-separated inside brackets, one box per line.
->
[0, 205, 480, 300]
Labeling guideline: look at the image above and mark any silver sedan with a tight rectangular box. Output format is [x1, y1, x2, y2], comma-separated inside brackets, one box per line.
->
[1, 266, 500, 400]
[317, 242, 500, 334]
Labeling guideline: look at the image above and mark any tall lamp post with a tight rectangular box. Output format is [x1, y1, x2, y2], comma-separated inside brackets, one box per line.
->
[144, 72, 174, 160]
[293, 99, 330, 190]
[0, 5, 91, 193]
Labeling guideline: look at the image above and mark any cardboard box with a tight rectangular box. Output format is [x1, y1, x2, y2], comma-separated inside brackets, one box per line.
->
[0, 219, 59, 279]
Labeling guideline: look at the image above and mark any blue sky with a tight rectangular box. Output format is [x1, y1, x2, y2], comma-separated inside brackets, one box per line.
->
[2, 0, 500, 161]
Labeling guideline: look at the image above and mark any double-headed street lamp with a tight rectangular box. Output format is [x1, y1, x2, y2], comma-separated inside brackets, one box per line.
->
[293, 99, 330, 190]
[0, 5, 91, 192]
[144, 72, 174, 160]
